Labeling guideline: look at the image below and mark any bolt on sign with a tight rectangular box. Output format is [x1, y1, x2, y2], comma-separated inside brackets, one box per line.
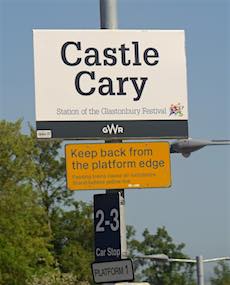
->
[91, 259, 134, 284]
[65, 142, 171, 190]
[33, 30, 188, 140]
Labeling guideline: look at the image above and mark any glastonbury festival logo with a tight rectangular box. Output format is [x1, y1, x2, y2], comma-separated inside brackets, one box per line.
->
[169, 103, 184, 117]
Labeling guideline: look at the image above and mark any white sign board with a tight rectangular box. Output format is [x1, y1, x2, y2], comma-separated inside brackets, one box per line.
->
[33, 30, 188, 139]
[92, 259, 134, 284]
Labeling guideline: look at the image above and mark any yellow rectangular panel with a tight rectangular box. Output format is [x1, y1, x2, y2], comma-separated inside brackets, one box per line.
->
[65, 142, 171, 190]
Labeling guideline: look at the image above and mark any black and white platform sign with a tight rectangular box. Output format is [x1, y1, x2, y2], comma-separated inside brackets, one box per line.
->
[33, 30, 189, 139]
[94, 193, 121, 262]
[92, 259, 134, 284]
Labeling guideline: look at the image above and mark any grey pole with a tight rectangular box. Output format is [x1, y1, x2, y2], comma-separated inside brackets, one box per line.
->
[134, 254, 230, 285]
[196, 255, 204, 285]
[100, 0, 118, 29]
[99, 0, 127, 261]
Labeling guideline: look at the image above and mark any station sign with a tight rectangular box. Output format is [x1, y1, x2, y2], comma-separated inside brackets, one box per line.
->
[94, 193, 121, 262]
[65, 141, 171, 190]
[33, 29, 188, 139]
[92, 259, 134, 284]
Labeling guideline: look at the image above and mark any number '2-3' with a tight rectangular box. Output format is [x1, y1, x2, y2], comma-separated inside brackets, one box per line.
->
[95, 208, 119, 232]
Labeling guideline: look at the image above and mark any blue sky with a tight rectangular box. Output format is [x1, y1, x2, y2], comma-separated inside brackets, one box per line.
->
[1, 0, 230, 282]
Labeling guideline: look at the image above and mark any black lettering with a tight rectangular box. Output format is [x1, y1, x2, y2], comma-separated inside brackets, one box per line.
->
[61, 41, 81, 66]
[118, 44, 131, 66]
[103, 48, 117, 66]
[98, 77, 115, 95]
[71, 149, 77, 158]
[132, 41, 142, 66]
[117, 77, 129, 95]
[75, 71, 95, 95]
[144, 48, 159, 66]
[130, 77, 148, 101]
[85, 47, 101, 66]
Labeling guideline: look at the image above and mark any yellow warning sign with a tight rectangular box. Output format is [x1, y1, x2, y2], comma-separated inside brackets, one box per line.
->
[65, 142, 171, 190]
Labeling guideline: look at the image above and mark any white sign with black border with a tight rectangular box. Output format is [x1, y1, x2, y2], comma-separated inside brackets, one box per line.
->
[91, 259, 134, 284]
[33, 29, 189, 139]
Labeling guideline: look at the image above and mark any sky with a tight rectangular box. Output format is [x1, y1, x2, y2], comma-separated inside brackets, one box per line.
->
[0, 0, 230, 282]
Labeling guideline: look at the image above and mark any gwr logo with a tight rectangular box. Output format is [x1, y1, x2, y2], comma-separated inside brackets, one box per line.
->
[102, 124, 124, 135]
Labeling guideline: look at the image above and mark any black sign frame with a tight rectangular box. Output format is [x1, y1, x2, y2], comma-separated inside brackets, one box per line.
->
[36, 120, 188, 139]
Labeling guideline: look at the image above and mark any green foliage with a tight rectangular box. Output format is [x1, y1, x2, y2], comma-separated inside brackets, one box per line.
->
[127, 226, 196, 285]
[0, 120, 53, 285]
[0, 119, 206, 285]
[51, 201, 94, 283]
[0, 120, 34, 189]
[30, 128, 73, 216]
[0, 120, 94, 284]
[28, 270, 90, 285]
[210, 261, 230, 285]
[0, 185, 54, 285]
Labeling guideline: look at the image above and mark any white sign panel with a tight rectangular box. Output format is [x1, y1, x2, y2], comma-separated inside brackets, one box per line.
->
[33, 30, 188, 139]
[92, 259, 134, 284]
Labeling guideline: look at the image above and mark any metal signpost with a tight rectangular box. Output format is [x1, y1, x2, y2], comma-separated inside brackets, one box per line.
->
[32, 1, 230, 284]
[33, 0, 189, 284]
[99, 3, 129, 284]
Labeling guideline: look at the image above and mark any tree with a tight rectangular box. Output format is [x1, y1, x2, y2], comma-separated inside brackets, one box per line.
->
[0, 120, 53, 285]
[127, 226, 196, 285]
[51, 201, 94, 284]
[0, 120, 34, 190]
[0, 120, 94, 284]
[29, 129, 94, 282]
[210, 261, 230, 285]
[30, 128, 73, 232]
[0, 185, 54, 285]
[28, 271, 90, 285]
[0, 119, 198, 285]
